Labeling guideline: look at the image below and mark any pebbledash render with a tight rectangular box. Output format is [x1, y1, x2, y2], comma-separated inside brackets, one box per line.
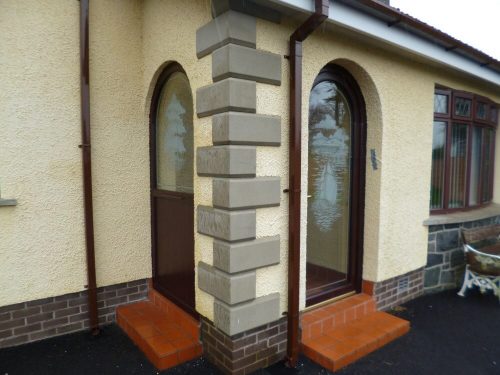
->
[1, 0, 499, 374]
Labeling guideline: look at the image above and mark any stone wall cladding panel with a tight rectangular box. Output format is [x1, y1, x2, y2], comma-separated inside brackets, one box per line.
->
[212, 112, 281, 146]
[197, 206, 256, 241]
[0, 279, 148, 349]
[196, 78, 256, 118]
[201, 316, 287, 374]
[197, 146, 256, 177]
[213, 177, 280, 209]
[372, 268, 424, 311]
[214, 293, 280, 336]
[196, 11, 256, 58]
[198, 262, 256, 304]
[212, 44, 282, 85]
[213, 236, 280, 273]
[423, 215, 500, 293]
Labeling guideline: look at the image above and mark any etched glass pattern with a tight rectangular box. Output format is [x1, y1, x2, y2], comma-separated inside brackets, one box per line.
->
[156, 72, 194, 193]
[307, 81, 351, 289]
[434, 94, 448, 114]
[455, 97, 471, 117]
[430, 121, 446, 209]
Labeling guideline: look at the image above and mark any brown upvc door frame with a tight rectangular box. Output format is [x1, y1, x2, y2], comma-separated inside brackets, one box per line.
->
[148, 63, 197, 318]
[305, 64, 367, 308]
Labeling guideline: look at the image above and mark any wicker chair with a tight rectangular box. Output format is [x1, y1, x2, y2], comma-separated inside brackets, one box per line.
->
[459, 225, 500, 301]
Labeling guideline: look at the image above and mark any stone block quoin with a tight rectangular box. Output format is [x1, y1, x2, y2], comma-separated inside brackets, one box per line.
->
[212, 43, 282, 85]
[195, 10, 284, 373]
[212, 112, 281, 146]
[196, 10, 257, 58]
[213, 236, 280, 273]
[197, 146, 256, 177]
[196, 78, 256, 118]
[197, 206, 256, 242]
[198, 262, 256, 305]
[213, 177, 280, 210]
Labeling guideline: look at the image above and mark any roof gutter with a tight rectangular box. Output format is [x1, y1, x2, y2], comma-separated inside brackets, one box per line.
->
[79, 0, 99, 336]
[286, 0, 329, 367]
[270, 0, 500, 86]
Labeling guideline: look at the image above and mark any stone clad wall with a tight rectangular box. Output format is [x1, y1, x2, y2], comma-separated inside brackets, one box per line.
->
[424, 215, 500, 293]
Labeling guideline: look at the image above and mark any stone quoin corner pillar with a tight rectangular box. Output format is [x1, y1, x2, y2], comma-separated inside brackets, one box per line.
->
[195, 9, 286, 375]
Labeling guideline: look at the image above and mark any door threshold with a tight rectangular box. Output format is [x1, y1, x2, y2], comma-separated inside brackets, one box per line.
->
[303, 291, 356, 312]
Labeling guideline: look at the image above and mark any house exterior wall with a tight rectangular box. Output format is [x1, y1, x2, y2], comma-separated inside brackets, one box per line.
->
[254, 19, 500, 310]
[0, 0, 149, 307]
[2, 0, 500, 342]
[0, 0, 86, 306]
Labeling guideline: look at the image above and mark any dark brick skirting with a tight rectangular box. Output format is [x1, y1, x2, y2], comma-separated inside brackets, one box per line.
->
[0, 278, 148, 349]
[425, 215, 500, 294]
[201, 316, 287, 375]
[372, 268, 424, 311]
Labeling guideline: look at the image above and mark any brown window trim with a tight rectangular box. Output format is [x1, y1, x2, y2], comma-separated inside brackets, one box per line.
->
[431, 86, 499, 215]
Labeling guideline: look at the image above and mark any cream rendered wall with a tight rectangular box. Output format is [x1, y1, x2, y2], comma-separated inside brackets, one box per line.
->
[256, 19, 500, 310]
[142, 0, 214, 319]
[89, 1, 151, 287]
[1, 1, 499, 318]
[0, 0, 85, 307]
[0, 0, 151, 308]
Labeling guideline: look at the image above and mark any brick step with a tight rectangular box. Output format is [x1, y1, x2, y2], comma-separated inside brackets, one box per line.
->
[301, 294, 377, 340]
[116, 293, 202, 371]
[302, 311, 410, 372]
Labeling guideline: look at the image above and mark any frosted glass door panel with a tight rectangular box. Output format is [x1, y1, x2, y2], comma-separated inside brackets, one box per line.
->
[307, 81, 351, 288]
[156, 72, 194, 193]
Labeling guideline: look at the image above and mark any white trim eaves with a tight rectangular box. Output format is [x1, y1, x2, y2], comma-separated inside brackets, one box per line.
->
[270, 0, 500, 86]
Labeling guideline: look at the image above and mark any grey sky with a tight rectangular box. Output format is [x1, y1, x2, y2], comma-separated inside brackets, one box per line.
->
[391, 0, 500, 60]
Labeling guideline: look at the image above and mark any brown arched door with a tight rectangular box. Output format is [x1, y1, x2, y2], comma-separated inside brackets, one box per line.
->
[306, 64, 366, 306]
[150, 63, 196, 317]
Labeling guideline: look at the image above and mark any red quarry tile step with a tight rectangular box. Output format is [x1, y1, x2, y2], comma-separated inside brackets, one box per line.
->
[116, 291, 202, 371]
[300, 294, 409, 372]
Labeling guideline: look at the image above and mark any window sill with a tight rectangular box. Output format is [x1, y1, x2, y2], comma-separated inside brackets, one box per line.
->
[423, 203, 500, 226]
[0, 198, 17, 207]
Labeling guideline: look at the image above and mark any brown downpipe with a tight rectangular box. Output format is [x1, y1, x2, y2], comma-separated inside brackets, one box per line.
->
[286, 0, 329, 367]
[79, 0, 99, 336]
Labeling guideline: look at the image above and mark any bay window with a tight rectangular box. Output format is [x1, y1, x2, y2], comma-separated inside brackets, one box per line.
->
[430, 87, 498, 213]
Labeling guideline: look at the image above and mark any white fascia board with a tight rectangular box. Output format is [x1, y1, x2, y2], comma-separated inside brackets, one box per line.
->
[270, 0, 500, 86]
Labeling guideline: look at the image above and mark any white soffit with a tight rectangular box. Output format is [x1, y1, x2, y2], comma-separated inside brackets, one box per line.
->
[271, 0, 500, 86]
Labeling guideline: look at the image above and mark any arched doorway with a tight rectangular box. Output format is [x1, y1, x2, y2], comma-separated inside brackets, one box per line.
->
[149, 62, 196, 317]
[306, 64, 367, 306]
